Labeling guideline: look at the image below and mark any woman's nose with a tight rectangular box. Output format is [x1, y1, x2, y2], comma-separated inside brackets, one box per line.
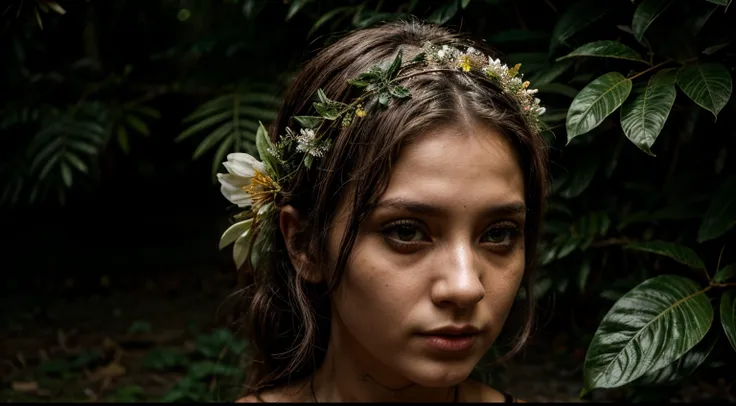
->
[430, 243, 485, 309]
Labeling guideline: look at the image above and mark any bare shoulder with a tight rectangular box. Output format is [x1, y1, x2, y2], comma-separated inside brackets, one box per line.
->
[462, 379, 525, 403]
[235, 380, 312, 403]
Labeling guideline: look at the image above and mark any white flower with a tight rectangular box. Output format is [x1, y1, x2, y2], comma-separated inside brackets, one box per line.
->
[216, 153, 267, 208]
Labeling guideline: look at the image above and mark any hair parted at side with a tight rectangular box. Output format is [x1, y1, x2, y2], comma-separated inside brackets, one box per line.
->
[234, 19, 551, 395]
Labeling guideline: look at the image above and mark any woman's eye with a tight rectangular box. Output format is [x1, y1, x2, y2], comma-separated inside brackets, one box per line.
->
[390, 224, 425, 242]
[481, 226, 518, 245]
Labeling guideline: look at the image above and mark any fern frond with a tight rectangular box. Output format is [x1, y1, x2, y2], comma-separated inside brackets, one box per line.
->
[177, 87, 282, 178]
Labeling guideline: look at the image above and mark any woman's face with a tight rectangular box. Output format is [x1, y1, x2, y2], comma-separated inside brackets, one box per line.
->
[328, 123, 527, 388]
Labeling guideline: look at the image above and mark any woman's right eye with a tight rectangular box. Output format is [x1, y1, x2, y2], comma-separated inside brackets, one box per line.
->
[382, 221, 430, 249]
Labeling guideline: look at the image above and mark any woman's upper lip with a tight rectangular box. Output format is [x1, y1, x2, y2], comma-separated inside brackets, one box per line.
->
[419, 325, 482, 336]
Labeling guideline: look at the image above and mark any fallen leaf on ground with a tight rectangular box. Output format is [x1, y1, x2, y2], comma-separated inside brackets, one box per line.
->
[88, 362, 126, 382]
[12, 381, 39, 392]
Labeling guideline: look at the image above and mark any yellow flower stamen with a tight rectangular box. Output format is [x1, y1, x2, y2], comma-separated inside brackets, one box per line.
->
[356, 107, 367, 118]
[522, 81, 530, 89]
[242, 170, 280, 212]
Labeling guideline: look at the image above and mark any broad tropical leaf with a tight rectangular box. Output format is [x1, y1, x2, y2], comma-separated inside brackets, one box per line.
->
[582, 275, 713, 393]
[722, 291, 736, 351]
[713, 264, 736, 284]
[677, 62, 733, 118]
[625, 240, 706, 270]
[557, 40, 647, 63]
[566, 72, 632, 142]
[698, 177, 736, 242]
[550, 0, 610, 53]
[177, 90, 281, 178]
[636, 335, 717, 385]
[620, 69, 677, 156]
[632, 0, 673, 41]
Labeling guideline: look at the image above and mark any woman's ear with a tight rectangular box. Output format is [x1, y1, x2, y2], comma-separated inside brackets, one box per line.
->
[279, 205, 323, 284]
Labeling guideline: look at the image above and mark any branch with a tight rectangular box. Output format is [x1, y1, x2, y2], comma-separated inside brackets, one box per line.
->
[628, 59, 672, 81]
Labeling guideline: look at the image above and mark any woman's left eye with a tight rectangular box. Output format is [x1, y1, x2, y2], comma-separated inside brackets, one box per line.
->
[480, 226, 519, 245]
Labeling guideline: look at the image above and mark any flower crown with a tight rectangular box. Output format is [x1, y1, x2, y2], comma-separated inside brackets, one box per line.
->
[216, 41, 546, 269]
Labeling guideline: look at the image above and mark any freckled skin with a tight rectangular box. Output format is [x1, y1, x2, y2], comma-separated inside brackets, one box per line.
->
[307, 123, 527, 401]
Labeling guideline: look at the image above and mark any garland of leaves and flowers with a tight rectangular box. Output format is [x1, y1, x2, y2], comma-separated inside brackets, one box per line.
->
[216, 41, 547, 270]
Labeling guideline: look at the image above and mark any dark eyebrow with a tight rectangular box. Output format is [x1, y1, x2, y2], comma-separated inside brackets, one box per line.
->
[372, 198, 527, 218]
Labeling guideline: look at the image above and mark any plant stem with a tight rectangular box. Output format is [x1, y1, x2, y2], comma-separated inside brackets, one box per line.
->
[628, 59, 672, 81]
[713, 282, 736, 288]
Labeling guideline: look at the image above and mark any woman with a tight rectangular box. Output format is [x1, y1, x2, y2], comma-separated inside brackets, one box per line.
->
[216, 19, 549, 403]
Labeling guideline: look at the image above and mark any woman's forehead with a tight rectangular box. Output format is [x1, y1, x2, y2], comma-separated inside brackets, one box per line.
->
[379, 125, 525, 211]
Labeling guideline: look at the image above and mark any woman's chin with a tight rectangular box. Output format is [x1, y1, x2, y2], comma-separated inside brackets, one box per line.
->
[403, 361, 475, 388]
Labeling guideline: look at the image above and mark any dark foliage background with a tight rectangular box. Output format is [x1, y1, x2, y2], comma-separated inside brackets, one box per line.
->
[2, 0, 735, 402]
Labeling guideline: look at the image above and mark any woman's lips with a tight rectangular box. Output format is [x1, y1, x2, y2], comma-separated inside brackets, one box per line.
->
[418, 333, 478, 351]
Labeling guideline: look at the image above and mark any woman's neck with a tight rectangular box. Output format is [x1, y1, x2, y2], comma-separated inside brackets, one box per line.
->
[310, 318, 458, 403]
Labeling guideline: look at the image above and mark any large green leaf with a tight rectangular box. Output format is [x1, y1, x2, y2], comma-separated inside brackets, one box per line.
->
[713, 264, 736, 284]
[582, 275, 713, 393]
[557, 40, 646, 63]
[566, 72, 632, 142]
[550, 0, 610, 53]
[632, 0, 673, 42]
[677, 63, 733, 118]
[427, 1, 459, 25]
[620, 69, 677, 156]
[698, 177, 736, 242]
[722, 291, 736, 351]
[625, 240, 705, 270]
[636, 335, 717, 385]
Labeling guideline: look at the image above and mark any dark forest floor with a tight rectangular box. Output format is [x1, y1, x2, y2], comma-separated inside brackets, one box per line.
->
[2, 269, 734, 403]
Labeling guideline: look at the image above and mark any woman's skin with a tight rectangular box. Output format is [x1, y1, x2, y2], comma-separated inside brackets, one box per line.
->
[243, 122, 527, 403]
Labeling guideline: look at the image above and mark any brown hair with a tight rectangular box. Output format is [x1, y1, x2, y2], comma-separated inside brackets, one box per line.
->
[236, 19, 550, 394]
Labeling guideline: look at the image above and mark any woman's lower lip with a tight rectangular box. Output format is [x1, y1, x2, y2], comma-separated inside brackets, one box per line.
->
[420, 334, 476, 351]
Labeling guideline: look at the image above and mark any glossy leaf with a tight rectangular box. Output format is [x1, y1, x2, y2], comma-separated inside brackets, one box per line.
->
[219, 219, 253, 250]
[636, 335, 717, 385]
[286, 0, 310, 21]
[557, 40, 647, 63]
[566, 72, 632, 142]
[620, 69, 677, 156]
[698, 177, 736, 243]
[632, 0, 672, 42]
[427, 1, 458, 26]
[625, 240, 705, 270]
[582, 275, 713, 393]
[713, 264, 736, 284]
[677, 62, 733, 118]
[255, 122, 279, 178]
[233, 227, 255, 269]
[550, 0, 610, 53]
[722, 291, 736, 351]
[705, 0, 728, 5]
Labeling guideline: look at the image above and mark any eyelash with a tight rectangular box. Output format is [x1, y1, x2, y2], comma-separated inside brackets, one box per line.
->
[381, 220, 522, 253]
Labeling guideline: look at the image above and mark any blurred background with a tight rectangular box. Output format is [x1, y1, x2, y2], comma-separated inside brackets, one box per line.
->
[1, 0, 735, 402]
